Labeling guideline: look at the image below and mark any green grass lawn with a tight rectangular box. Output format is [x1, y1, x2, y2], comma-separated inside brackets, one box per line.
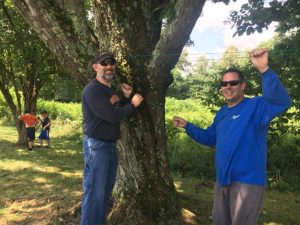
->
[0, 125, 299, 225]
[0, 125, 83, 225]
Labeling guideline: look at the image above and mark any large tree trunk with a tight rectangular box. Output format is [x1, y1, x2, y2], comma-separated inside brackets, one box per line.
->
[12, 0, 206, 223]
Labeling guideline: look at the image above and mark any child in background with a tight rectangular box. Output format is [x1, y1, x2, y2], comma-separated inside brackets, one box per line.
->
[38, 110, 51, 148]
[18, 110, 39, 151]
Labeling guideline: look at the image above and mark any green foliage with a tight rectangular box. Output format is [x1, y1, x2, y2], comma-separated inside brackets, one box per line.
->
[0, 89, 15, 125]
[0, 93, 9, 118]
[38, 67, 82, 103]
[229, 0, 300, 37]
[165, 98, 215, 178]
[167, 49, 193, 99]
[267, 135, 300, 191]
[167, 69, 190, 99]
[37, 99, 81, 121]
[157, 0, 178, 24]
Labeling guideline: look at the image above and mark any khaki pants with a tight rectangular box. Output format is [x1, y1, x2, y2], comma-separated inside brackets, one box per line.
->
[212, 182, 265, 225]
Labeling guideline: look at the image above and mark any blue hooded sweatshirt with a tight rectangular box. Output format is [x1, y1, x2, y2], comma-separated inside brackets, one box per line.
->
[185, 69, 291, 187]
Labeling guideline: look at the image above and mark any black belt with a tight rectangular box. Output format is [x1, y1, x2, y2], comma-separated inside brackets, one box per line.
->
[86, 135, 116, 143]
[99, 138, 116, 143]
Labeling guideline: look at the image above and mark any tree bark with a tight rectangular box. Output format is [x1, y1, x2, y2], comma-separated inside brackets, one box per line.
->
[12, 0, 206, 223]
[0, 59, 27, 145]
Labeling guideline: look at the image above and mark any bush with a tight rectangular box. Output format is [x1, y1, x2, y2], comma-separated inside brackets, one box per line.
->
[168, 134, 215, 178]
[267, 135, 300, 191]
[0, 94, 14, 125]
[166, 98, 215, 179]
[37, 99, 81, 121]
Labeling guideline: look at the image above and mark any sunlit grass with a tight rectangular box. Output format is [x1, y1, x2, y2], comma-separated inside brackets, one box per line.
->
[0, 125, 83, 225]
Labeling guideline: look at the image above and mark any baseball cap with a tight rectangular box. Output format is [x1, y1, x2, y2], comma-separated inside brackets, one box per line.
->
[92, 51, 115, 64]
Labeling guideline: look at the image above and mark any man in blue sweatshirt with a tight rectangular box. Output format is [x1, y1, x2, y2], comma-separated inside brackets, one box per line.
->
[173, 48, 291, 225]
[81, 51, 144, 225]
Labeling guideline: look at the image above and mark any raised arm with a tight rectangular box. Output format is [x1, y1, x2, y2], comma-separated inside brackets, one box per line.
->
[250, 49, 291, 124]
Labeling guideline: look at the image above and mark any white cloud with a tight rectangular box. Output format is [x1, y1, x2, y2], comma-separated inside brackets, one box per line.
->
[222, 23, 277, 52]
[194, 0, 246, 33]
[191, 0, 276, 54]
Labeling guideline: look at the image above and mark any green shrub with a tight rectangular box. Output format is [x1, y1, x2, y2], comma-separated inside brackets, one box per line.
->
[169, 136, 215, 178]
[267, 135, 300, 191]
[166, 98, 215, 179]
[37, 99, 81, 120]
[0, 94, 14, 124]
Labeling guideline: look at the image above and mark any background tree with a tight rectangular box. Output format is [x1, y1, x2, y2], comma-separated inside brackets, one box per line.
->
[0, 0, 61, 145]
[229, 0, 300, 37]
[167, 49, 192, 99]
[182, 55, 211, 100]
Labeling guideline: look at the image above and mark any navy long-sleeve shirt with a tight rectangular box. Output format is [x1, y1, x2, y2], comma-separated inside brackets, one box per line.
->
[82, 79, 135, 141]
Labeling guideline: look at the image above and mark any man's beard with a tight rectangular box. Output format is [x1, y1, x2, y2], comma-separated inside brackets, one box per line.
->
[102, 74, 114, 80]
[102, 70, 114, 80]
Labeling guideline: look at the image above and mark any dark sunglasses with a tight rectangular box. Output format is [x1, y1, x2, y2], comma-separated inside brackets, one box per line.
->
[98, 59, 116, 66]
[220, 80, 242, 87]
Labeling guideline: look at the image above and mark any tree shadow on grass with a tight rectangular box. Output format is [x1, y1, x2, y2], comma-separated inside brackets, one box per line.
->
[0, 136, 83, 174]
[0, 128, 84, 224]
[0, 167, 82, 225]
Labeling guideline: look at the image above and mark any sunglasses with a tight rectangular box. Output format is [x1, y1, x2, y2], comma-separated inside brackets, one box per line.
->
[98, 59, 116, 66]
[220, 80, 242, 87]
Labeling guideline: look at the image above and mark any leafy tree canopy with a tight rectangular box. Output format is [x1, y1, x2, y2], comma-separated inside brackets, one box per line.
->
[229, 0, 300, 36]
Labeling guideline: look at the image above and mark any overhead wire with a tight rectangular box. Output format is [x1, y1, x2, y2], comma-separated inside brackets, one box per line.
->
[131, 48, 300, 62]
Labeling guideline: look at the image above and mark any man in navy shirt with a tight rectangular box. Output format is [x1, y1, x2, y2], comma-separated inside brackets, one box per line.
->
[80, 51, 143, 225]
[173, 48, 291, 225]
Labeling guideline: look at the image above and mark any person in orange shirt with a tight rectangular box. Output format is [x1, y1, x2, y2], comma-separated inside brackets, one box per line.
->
[18, 110, 39, 151]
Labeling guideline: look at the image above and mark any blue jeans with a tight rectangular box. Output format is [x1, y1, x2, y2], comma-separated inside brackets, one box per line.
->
[80, 135, 118, 225]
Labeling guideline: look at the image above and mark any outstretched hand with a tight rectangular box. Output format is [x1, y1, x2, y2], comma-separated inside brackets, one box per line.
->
[250, 48, 269, 73]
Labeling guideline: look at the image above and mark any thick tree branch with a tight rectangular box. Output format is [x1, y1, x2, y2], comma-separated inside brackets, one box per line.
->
[150, 0, 206, 86]
[0, 60, 18, 118]
[12, 0, 98, 86]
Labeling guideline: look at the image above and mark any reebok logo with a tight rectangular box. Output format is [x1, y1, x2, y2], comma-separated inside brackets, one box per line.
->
[232, 115, 240, 120]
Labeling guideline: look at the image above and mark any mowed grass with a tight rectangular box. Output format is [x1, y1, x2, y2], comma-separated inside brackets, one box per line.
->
[0, 125, 300, 225]
[0, 124, 83, 225]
